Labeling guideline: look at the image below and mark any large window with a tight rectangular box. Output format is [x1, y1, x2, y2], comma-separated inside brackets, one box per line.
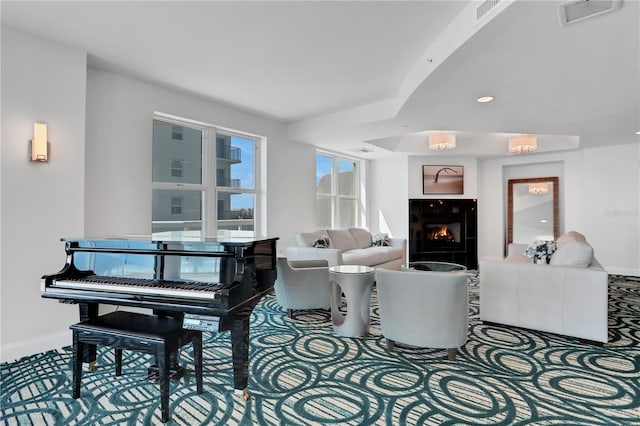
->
[152, 117, 259, 239]
[316, 152, 361, 229]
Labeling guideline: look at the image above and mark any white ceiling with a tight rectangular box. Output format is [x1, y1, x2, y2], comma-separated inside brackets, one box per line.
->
[2, 0, 639, 159]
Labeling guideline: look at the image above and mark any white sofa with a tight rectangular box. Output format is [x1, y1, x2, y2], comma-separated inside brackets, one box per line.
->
[479, 231, 608, 344]
[285, 228, 406, 270]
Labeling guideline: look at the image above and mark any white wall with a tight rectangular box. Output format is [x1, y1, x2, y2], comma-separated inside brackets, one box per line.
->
[369, 155, 410, 240]
[1, 28, 87, 362]
[1, 32, 321, 361]
[407, 156, 479, 199]
[85, 68, 317, 255]
[476, 145, 639, 275]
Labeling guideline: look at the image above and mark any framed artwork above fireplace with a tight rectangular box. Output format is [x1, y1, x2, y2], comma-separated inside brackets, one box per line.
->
[423, 165, 464, 194]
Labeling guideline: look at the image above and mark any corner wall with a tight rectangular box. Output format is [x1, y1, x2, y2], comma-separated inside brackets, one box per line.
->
[1, 28, 87, 362]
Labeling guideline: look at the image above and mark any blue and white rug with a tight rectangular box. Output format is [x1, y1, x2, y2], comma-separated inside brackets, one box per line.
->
[1, 274, 639, 425]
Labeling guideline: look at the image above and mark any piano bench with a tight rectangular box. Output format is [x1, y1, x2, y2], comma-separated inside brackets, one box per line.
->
[70, 311, 203, 423]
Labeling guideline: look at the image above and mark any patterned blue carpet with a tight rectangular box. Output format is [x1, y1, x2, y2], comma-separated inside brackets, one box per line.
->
[1, 274, 639, 425]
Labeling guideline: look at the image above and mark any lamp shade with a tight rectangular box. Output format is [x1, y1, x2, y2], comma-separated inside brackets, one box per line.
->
[428, 133, 456, 150]
[508, 135, 537, 153]
[31, 122, 48, 162]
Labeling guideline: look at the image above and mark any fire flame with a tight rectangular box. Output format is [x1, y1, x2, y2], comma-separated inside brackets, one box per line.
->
[434, 226, 449, 238]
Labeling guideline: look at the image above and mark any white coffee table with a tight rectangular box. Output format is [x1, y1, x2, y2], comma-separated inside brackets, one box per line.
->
[328, 265, 375, 337]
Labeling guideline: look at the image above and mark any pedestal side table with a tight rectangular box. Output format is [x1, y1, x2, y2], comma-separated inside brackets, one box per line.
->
[329, 265, 375, 337]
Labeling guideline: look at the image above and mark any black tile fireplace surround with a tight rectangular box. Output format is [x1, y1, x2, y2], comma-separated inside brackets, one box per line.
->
[409, 198, 478, 269]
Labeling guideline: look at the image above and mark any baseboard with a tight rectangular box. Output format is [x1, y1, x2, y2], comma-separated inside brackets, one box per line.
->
[606, 267, 640, 277]
[0, 331, 69, 363]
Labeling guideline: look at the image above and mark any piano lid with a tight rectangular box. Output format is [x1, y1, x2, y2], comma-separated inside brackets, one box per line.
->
[62, 235, 279, 250]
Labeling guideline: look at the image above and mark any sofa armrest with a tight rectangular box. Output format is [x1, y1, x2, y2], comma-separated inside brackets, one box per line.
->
[388, 238, 406, 248]
[389, 238, 407, 262]
[284, 246, 342, 267]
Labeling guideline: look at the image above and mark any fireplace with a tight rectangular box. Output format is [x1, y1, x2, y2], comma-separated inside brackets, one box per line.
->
[409, 199, 477, 269]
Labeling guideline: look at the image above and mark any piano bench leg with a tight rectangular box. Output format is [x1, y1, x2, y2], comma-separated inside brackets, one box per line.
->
[192, 332, 204, 394]
[72, 331, 83, 399]
[115, 348, 123, 376]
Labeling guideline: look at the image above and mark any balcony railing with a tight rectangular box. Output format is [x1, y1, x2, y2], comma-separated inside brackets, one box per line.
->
[217, 146, 241, 162]
[217, 178, 241, 188]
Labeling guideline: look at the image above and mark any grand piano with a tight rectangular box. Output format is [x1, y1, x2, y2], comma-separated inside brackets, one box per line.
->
[41, 235, 278, 398]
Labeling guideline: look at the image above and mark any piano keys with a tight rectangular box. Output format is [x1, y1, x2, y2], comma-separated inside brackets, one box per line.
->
[41, 235, 278, 397]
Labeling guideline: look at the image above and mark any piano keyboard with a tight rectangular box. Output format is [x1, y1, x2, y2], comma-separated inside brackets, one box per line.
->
[52, 275, 225, 301]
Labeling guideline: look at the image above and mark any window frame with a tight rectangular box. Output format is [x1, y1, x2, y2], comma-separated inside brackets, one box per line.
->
[315, 150, 364, 229]
[152, 114, 262, 238]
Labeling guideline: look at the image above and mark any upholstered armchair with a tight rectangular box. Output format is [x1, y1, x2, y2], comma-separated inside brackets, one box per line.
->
[274, 258, 332, 318]
[375, 268, 469, 360]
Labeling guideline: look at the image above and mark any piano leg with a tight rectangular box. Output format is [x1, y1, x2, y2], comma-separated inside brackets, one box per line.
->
[79, 303, 98, 369]
[230, 315, 250, 401]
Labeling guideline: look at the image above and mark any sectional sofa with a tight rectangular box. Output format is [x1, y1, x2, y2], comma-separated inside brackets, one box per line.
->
[479, 231, 608, 344]
[285, 228, 406, 270]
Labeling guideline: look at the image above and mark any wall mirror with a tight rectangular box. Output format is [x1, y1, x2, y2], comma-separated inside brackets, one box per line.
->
[507, 177, 559, 246]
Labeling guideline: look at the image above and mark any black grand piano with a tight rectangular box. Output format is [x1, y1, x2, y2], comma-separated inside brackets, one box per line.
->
[41, 235, 278, 398]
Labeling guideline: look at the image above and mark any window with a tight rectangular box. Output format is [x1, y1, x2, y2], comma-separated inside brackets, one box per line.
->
[171, 125, 183, 141]
[152, 117, 260, 239]
[216, 133, 256, 237]
[170, 196, 183, 215]
[316, 152, 362, 229]
[171, 159, 183, 177]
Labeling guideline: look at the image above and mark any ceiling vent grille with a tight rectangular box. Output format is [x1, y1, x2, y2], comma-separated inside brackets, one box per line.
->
[476, 0, 501, 21]
[558, 0, 622, 26]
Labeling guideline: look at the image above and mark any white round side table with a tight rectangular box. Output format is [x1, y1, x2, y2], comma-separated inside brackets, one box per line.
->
[328, 265, 375, 337]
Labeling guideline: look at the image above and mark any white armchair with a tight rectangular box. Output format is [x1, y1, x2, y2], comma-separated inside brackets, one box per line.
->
[274, 258, 332, 318]
[375, 268, 469, 360]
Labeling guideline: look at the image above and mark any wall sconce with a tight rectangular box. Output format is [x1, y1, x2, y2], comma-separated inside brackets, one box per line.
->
[428, 133, 456, 150]
[508, 135, 537, 153]
[30, 122, 49, 162]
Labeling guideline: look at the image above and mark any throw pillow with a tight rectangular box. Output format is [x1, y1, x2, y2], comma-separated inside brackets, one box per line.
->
[549, 240, 594, 267]
[311, 236, 330, 248]
[523, 240, 557, 264]
[372, 233, 391, 247]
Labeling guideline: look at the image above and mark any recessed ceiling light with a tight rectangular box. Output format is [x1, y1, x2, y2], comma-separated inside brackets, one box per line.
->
[635, 130, 640, 135]
[477, 96, 494, 103]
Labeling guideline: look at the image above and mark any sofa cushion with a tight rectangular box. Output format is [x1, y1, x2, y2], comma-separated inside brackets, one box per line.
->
[326, 229, 357, 251]
[348, 228, 373, 249]
[296, 230, 329, 247]
[550, 239, 594, 267]
[342, 246, 404, 266]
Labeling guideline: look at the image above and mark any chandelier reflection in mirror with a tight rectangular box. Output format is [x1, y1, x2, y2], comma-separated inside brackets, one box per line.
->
[528, 182, 549, 195]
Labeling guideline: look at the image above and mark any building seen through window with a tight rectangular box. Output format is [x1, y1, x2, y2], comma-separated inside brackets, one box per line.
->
[152, 118, 258, 240]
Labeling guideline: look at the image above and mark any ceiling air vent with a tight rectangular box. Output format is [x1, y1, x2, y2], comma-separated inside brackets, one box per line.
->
[558, 0, 622, 27]
[476, 0, 501, 21]
[350, 147, 373, 154]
